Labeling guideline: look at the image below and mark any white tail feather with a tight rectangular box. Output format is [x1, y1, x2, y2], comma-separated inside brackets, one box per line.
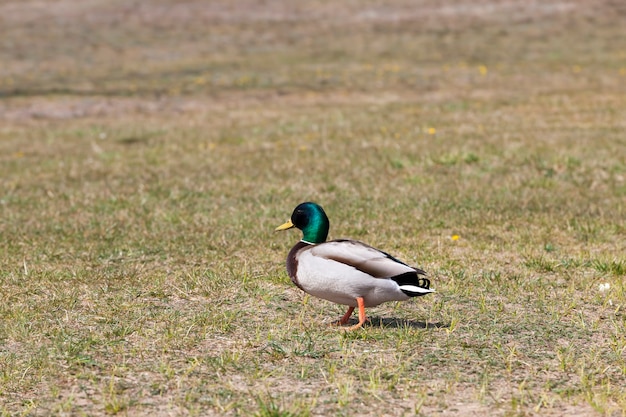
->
[399, 285, 435, 294]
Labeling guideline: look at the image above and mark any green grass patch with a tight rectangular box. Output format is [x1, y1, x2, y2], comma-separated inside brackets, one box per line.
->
[1, 1, 625, 416]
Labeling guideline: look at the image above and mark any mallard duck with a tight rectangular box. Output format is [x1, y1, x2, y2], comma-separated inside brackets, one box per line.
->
[276, 202, 434, 330]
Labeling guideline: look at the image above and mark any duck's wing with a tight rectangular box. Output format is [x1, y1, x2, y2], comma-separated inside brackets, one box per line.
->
[309, 239, 425, 279]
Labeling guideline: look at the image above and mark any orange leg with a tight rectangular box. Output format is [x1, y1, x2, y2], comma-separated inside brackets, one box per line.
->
[339, 306, 355, 325]
[346, 297, 367, 330]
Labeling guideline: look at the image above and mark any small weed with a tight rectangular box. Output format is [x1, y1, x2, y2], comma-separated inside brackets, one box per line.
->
[524, 255, 557, 273]
[544, 242, 556, 253]
[555, 346, 575, 372]
[254, 395, 308, 417]
[591, 259, 626, 276]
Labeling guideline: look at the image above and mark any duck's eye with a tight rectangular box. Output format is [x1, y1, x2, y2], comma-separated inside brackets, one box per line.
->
[292, 209, 308, 225]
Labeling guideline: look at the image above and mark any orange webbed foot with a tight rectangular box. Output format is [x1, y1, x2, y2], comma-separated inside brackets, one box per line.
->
[344, 297, 366, 330]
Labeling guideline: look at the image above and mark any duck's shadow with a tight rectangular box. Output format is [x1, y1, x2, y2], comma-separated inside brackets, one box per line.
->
[345, 316, 449, 329]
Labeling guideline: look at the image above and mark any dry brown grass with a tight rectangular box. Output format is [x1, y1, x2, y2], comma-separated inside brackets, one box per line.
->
[1, 1, 625, 416]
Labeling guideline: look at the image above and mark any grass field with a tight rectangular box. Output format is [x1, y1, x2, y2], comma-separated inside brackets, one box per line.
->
[1, 0, 625, 415]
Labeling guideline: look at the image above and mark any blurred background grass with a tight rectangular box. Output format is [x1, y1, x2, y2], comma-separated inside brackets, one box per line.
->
[1, 1, 625, 416]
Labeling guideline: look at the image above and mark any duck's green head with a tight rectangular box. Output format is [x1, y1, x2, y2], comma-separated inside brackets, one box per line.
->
[275, 202, 329, 244]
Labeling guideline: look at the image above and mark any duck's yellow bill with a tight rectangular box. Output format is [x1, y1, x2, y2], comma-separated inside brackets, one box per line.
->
[275, 220, 295, 231]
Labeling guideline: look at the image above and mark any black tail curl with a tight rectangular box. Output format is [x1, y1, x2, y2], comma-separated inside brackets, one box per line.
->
[390, 271, 431, 291]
